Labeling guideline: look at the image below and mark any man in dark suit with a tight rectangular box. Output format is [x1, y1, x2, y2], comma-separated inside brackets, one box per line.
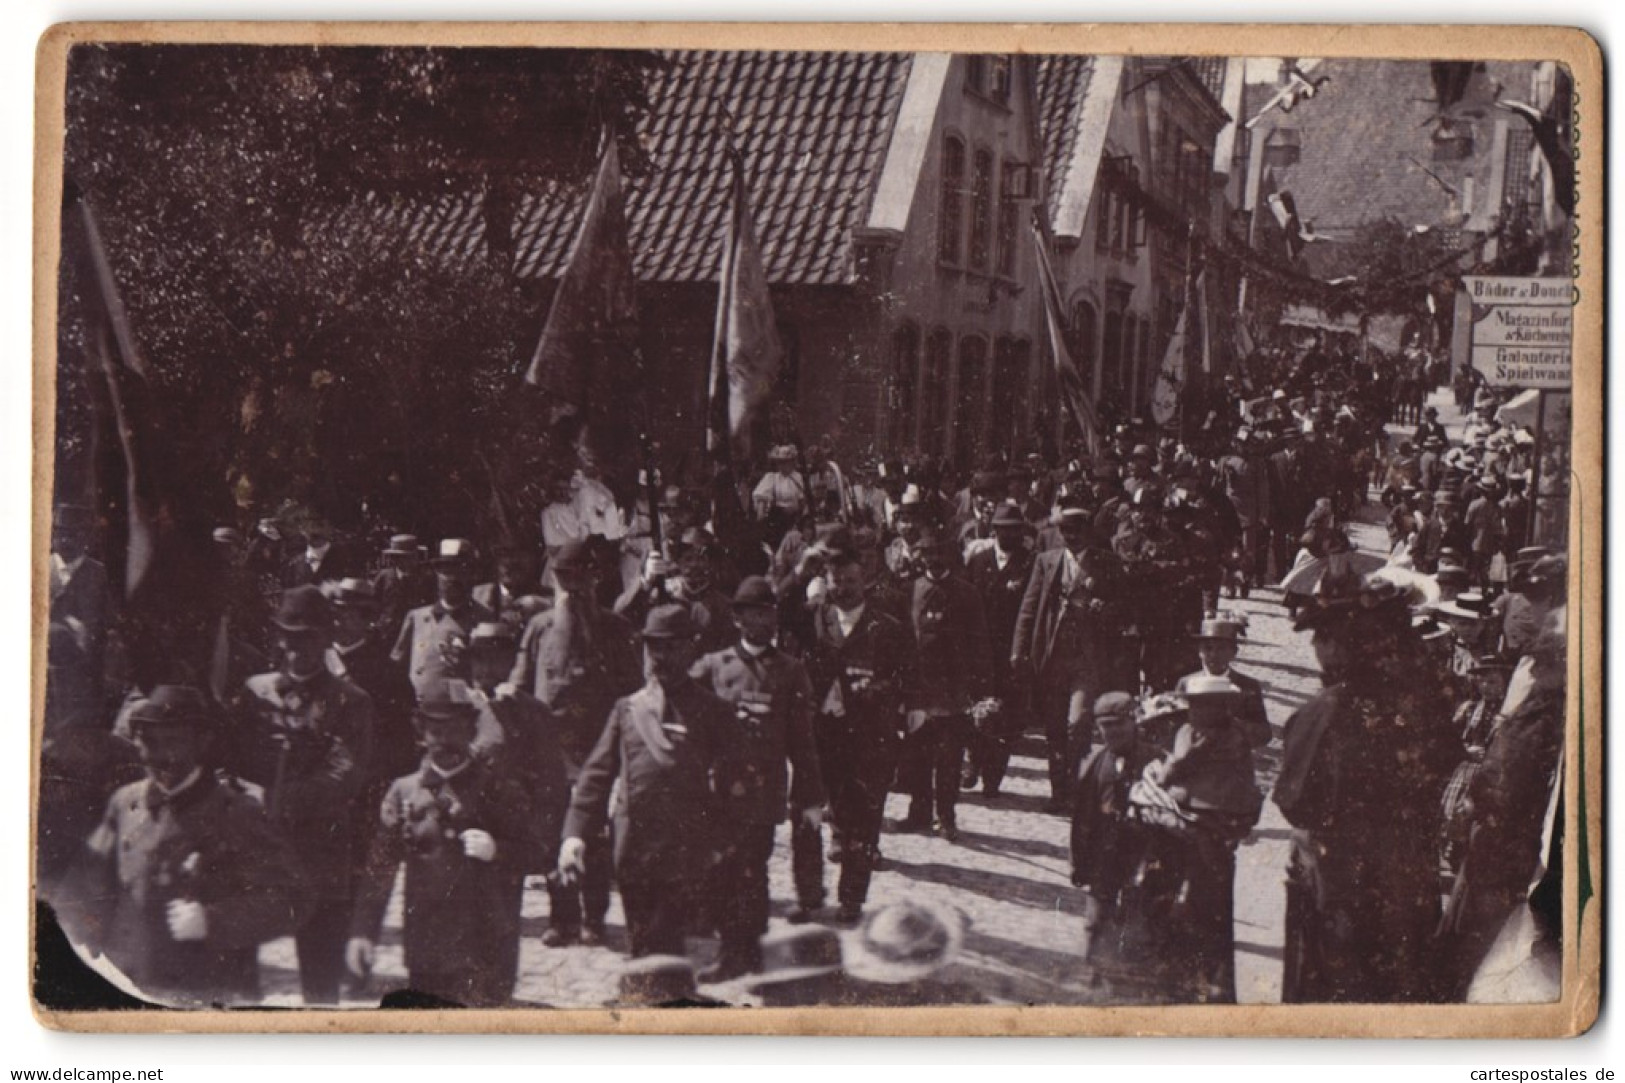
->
[897, 528, 990, 842]
[280, 518, 361, 589]
[800, 547, 912, 925]
[327, 577, 419, 814]
[962, 501, 1034, 798]
[48, 503, 110, 709]
[233, 586, 375, 1005]
[688, 576, 825, 979]
[558, 605, 736, 958]
[58, 686, 305, 1007]
[1012, 507, 1126, 811]
[510, 540, 641, 946]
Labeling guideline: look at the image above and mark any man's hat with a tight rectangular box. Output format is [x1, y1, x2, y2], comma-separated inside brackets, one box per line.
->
[271, 585, 332, 634]
[1518, 555, 1568, 592]
[748, 925, 845, 987]
[1516, 546, 1552, 563]
[551, 539, 595, 575]
[469, 621, 518, 649]
[842, 899, 964, 984]
[383, 534, 421, 557]
[1182, 673, 1243, 701]
[414, 679, 479, 722]
[970, 471, 1005, 496]
[1435, 565, 1470, 588]
[431, 538, 477, 568]
[1194, 618, 1244, 642]
[990, 501, 1027, 529]
[641, 603, 698, 641]
[618, 956, 702, 1006]
[1471, 653, 1515, 674]
[331, 577, 377, 609]
[212, 526, 244, 547]
[128, 685, 213, 731]
[1130, 444, 1156, 462]
[53, 504, 94, 530]
[768, 445, 798, 464]
[1094, 691, 1137, 721]
[732, 575, 778, 610]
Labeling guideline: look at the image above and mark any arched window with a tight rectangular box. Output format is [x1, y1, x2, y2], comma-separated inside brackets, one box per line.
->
[989, 337, 1030, 456]
[888, 323, 920, 451]
[939, 137, 966, 266]
[996, 161, 1019, 277]
[970, 148, 994, 271]
[953, 336, 989, 471]
[922, 328, 953, 455]
[1068, 300, 1098, 390]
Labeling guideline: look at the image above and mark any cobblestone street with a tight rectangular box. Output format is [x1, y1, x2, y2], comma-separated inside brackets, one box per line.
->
[256, 397, 1463, 1011]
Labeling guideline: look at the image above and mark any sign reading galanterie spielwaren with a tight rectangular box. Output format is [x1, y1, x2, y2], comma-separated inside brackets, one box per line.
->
[1464, 275, 1575, 390]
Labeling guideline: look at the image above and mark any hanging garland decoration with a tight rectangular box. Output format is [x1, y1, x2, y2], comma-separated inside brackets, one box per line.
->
[1110, 166, 1514, 319]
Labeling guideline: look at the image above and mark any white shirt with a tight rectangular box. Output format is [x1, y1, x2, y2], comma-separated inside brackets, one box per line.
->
[835, 603, 865, 639]
[51, 552, 86, 586]
[573, 474, 628, 541]
[305, 541, 331, 570]
[753, 471, 806, 513]
[541, 502, 587, 549]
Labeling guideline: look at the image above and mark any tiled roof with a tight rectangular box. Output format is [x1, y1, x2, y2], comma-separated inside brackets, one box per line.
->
[1260, 58, 1529, 236]
[1033, 55, 1096, 206]
[315, 50, 914, 287]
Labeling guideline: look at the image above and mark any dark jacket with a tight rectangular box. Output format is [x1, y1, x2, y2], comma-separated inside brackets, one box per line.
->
[351, 755, 540, 1000]
[690, 642, 825, 824]
[1070, 740, 1162, 898]
[61, 772, 305, 1005]
[328, 636, 417, 784]
[562, 678, 734, 885]
[232, 670, 375, 897]
[1012, 546, 1122, 679]
[1175, 666, 1273, 749]
[803, 602, 912, 759]
[509, 599, 642, 779]
[469, 689, 571, 869]
[906, 573, 992, 716]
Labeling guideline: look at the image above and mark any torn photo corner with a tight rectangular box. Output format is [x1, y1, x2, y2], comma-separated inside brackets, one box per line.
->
[30, 21, 1601, 1037]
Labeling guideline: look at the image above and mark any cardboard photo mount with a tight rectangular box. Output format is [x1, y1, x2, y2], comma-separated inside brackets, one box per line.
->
[30, 20, 1604, 1037]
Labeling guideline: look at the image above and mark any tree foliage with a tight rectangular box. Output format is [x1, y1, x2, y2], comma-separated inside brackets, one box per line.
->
[59, 44, 661, 546]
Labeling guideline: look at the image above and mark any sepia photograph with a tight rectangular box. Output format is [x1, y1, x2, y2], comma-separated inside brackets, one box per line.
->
[31, 22, 1600, 1035]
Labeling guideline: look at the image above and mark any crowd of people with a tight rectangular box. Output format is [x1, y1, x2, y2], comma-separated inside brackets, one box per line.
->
[39, 335, 1568, 1009]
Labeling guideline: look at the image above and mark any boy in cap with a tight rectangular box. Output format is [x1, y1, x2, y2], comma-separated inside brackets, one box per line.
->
[233, 585, 375, 1005]
[347, 682, 543, 1007]
[559, 605, 737, 957]
[511, 539, 641, 945]
[392, 539, 496, 703]
[1070, 692, 1163, 924]
[61, 687, 305, 1006]
[688, 576, 825, 978]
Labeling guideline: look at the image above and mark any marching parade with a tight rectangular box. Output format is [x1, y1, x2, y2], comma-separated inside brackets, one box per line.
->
[40, 47, 1574, 1012]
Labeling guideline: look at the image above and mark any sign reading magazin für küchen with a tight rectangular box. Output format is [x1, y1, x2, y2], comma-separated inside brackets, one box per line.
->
[1464, 275, 1575, 390]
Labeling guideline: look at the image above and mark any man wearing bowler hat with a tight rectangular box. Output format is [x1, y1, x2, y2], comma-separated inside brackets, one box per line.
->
[1013, 505, 1125, 810]
[688, 576, 824, 979]
[511, 539, 641, 946]
[961, 500, 1034, 797]
[372, 534, 433, 639]
[233, 585, 375, 1005]
[61, 686, 305, 1006]
[327, 577, 417, 791]
[558, 604, 736, 958]
[392, 539, 496, 703]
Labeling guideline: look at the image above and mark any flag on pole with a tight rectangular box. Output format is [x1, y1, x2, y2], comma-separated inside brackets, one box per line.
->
[71, 186, 160, 600]
[1031, 217, 1101, 453]
[708, 152, 783, 464]
[525, 136, 642, 497]
[1197, 270, 1213, 374]
[1150, 304, 1187, 428]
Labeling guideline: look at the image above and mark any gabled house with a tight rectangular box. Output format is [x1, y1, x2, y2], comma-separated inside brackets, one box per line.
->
[325, 49, 1054, 474]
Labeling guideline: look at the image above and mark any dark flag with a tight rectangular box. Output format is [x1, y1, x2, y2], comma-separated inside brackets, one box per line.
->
[707, 152, 783, 465]
[62, 183, 224, 689]
[1032, 214, 1101, 454]
[524, 136, 642, 501]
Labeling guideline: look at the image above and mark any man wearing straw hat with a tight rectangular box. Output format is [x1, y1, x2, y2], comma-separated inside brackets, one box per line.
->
[391, 538, 495, 703]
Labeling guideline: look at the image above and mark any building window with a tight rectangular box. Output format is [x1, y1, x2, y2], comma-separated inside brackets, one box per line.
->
[1103, 311, 1124, 400]
[888, 323, 920, 451]
[939, 137, 966, 266]
[953, 336, 989, 471]
[965, 55, 987, 94]
[922, 328, 953, 454]
[970, 149, 994, 271]
[1122, 319, 1137, 397]
[989, 337, 1029, 456]
[996, 161, 1019, 277]
[1068, 301, 1097, 390]
[1095, 187, 1112, 252]
[988, 56, 1012, 102]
